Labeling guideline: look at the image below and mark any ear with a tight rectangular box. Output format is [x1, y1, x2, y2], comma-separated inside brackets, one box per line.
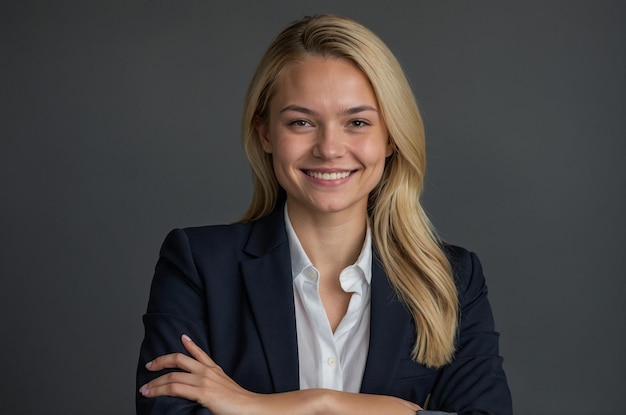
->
[254, 116, 272, 154]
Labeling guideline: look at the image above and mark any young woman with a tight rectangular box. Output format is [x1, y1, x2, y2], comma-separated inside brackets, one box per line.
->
[137, 15, 512, 415]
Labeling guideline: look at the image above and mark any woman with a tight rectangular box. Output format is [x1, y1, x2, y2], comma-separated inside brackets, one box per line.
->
[137, 15, 512, 414]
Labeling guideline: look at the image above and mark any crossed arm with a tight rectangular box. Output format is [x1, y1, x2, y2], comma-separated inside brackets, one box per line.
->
[139, 334, 421, 415]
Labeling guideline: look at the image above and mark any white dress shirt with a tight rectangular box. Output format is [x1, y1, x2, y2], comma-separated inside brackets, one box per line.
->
[285, 205, 372, 392]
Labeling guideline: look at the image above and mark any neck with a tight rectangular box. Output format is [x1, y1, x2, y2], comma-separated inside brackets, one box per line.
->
[286, 202, 368, 275]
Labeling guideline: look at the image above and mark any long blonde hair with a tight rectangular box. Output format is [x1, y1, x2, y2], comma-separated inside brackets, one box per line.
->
[241, 15, 458, 368]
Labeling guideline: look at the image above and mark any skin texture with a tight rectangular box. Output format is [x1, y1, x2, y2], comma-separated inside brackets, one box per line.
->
[140, 57, 420, 414]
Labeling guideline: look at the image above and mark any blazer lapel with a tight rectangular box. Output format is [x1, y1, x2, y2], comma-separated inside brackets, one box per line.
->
[240, 203, 300, 392]
[360, 254, 413, 394]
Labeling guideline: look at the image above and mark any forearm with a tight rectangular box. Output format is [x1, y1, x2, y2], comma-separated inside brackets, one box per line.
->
[142, 336, 422, 415]
[251, 389, 420, 415]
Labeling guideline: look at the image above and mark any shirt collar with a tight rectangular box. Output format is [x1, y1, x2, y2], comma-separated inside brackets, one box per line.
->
[284, 203, 372, 285]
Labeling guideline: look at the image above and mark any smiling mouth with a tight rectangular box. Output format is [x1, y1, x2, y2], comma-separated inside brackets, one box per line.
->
[305, 170, 352, 181]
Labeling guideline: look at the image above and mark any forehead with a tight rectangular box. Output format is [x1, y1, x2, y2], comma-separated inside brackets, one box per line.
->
[271, 56, 377, 106]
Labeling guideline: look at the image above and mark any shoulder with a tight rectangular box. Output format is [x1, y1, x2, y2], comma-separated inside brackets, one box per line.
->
[159, 221, 254, 263]
[442, 243, 474, 271]
[183, 222, 252, 249]
[442, 243, 488, 303]
[157, 202, 288, 270]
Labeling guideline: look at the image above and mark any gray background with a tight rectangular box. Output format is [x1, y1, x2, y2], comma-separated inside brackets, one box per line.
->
[1, 1, 624, 414]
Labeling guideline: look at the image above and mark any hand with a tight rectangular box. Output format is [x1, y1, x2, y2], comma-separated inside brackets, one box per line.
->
[139, 334, 258, 415]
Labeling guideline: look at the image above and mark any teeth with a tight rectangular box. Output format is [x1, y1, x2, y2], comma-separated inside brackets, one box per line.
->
[307, 171, 351, 180]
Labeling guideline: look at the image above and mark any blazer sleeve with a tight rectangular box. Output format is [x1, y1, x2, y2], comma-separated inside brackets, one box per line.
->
[136, 229, 211, 415]
[427, 247, 513, 415]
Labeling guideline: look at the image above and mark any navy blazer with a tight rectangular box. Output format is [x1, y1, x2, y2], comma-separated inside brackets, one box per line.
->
[136, 203, 512, 414]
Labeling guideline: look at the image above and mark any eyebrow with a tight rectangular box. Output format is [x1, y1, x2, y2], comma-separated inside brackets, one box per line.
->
[279, 104, 378, 116]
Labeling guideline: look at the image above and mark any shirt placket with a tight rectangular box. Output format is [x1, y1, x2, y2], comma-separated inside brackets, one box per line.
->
[302, 267, 343, 391]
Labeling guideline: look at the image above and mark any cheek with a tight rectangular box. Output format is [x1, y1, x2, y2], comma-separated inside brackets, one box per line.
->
[271, 138, 309, 167]
[361, 141, 391, 167]
[362, 143, 391, 186]
[269, 143, 300, 187]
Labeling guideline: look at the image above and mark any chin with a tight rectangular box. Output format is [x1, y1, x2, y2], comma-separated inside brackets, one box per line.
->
[308, 198, 365, 216]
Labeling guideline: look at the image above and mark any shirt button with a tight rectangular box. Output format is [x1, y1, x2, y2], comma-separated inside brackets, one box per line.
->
[327, 357, 337, 367]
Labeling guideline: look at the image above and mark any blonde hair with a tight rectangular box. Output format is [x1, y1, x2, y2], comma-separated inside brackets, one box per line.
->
[241, 15, 458, 368]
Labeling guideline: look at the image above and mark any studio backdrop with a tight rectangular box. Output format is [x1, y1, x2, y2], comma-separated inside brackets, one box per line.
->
[1, 1, 624, 414]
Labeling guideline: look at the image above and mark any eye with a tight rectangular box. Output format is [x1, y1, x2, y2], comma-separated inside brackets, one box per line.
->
[288, 119, 312, 127]
[350, 119, 370, 128]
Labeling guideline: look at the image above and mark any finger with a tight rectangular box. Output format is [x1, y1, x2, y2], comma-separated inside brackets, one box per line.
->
[139, 369, 231, 408]
[145, 351, 203, 373]
[139, 376, 202, 402]
[142, 370, 203, 390]
[181, 334, 218, 368]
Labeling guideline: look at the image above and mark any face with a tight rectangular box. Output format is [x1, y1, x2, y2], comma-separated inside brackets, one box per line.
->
[256, 56, 392, 220]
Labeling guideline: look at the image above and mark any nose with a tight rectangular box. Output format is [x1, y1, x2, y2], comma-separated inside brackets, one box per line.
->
[312, 126, 345, 159]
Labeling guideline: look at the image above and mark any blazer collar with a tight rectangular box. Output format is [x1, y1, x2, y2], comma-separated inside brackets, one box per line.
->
[242, 199, 289, 258]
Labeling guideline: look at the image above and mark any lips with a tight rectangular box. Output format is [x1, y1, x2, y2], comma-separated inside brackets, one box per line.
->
[305, 170, 352, 181]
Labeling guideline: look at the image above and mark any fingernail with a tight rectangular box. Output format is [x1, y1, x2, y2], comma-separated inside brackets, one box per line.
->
[182, 334, 192, 342]
[145, 361, 152, 369]
[139, 385, 149, 395]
